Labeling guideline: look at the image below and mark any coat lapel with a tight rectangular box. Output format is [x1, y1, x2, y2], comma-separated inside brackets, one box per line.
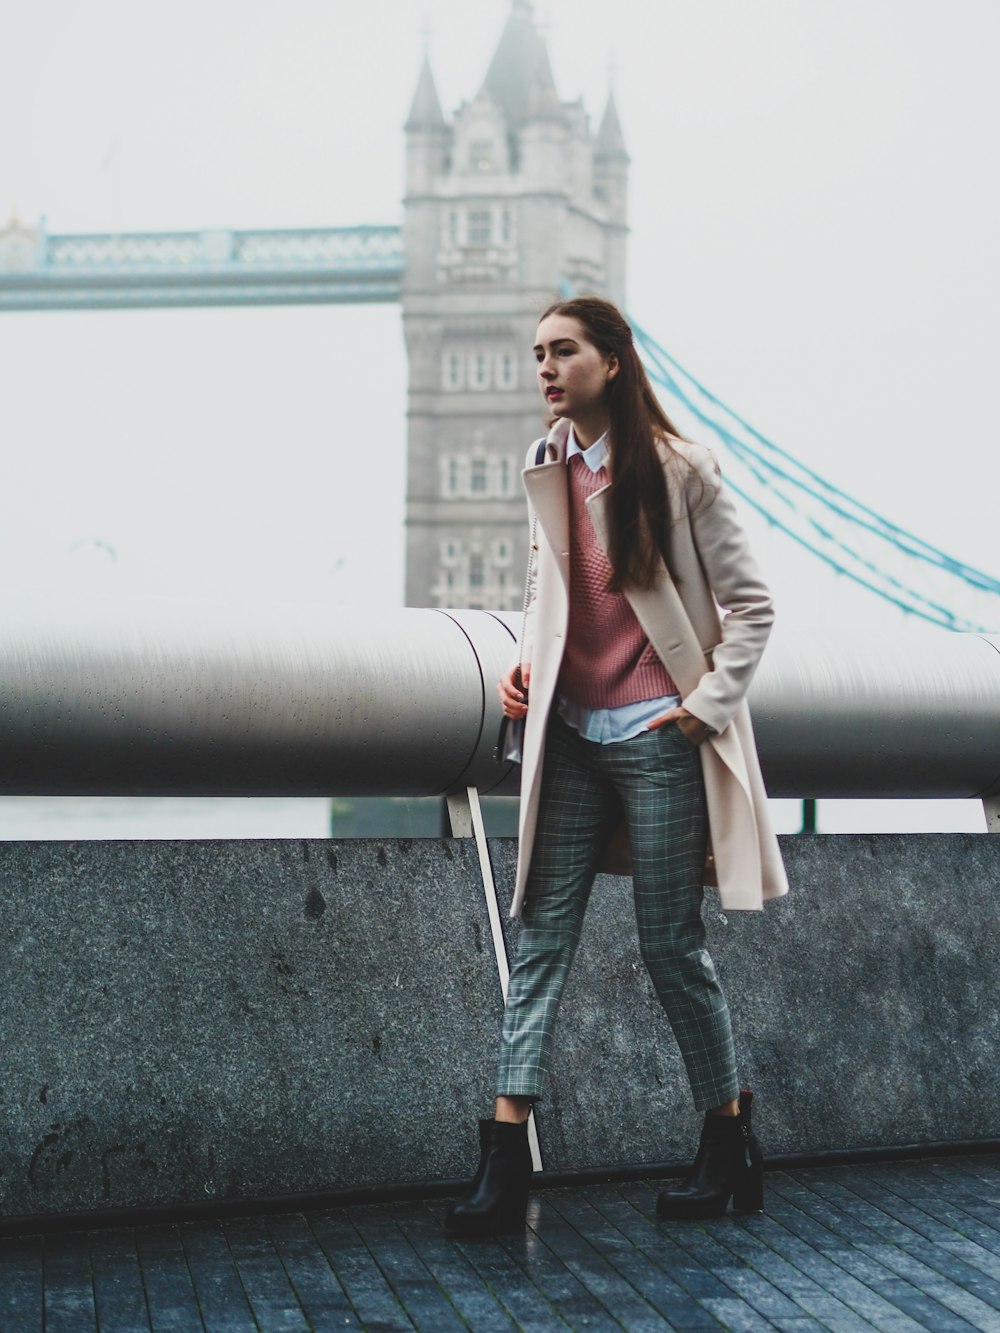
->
[523, 436, 571, 592]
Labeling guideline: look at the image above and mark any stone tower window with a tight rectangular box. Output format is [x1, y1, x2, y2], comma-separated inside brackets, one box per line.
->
[496, 351, 517, 389]
[443, 349, 518, 393]
[433, 537, 522, 609]
[441, 453, 523, 500]
[469, 352, 491, 390]
[442, 352, 464, 390]
[467, 209, 492, 246]
[469, 459, 489, 493]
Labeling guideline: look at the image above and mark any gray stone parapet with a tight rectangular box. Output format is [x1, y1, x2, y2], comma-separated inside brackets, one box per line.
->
[1, 833, 998, 1222]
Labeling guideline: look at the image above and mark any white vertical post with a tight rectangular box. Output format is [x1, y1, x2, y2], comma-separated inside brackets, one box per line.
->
[446, 791, 474, 838]
[449, 786, 543, 1173]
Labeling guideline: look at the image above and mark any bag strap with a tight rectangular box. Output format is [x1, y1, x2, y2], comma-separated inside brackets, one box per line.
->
[515, 438, 547, 661]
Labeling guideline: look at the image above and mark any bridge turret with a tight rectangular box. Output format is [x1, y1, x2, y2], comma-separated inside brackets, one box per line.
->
[479, 0, 559, 146]
[403, 54, 451, 301]
[595, 92, 630, 306]
[401, 1, 632, 608]
[405, 55, 450, 198]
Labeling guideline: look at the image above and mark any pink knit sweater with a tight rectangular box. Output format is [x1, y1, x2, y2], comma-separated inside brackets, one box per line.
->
[557, 456, 679, 709]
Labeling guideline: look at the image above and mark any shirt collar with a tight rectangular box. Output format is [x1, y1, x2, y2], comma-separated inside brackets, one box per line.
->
[566, 425, 610, 473]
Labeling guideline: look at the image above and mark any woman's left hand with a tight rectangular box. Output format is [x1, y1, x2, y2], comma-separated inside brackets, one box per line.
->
[647, 706, 710, 746]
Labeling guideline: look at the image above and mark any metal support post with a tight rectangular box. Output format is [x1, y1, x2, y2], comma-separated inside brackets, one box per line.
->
[984, 797, 1000, 832]
[446, 791, 474, 838]
[446, 787, 542, 1173]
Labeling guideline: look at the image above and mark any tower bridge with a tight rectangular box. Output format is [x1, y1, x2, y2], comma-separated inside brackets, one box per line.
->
[0, 1, 623, 615]
[2, 0, 995, 633]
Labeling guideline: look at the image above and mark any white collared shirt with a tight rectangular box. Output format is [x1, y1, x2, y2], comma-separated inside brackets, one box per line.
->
[566, 425, 610, 473]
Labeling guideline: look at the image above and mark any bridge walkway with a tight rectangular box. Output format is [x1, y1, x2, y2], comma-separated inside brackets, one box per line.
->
[3, 1154, 1000, 1330]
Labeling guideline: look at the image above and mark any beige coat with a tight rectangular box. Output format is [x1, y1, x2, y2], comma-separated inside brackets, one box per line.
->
[511, 417, 789, 919]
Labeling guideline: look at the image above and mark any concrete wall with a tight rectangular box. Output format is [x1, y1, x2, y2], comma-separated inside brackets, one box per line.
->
[1, 833, 998, 1222]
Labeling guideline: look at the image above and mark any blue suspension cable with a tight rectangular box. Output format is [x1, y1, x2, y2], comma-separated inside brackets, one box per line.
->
[632, 318, 1000, 596]
[641, 353, 982, 630]
[628, 317, 999, 632]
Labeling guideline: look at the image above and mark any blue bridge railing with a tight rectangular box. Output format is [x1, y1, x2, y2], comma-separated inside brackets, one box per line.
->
[0, 222, 404, 310]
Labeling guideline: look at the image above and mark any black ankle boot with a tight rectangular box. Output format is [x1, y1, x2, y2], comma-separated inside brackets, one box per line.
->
[656, 1089, 764, 1221]
[445, 1118, 532, 1237]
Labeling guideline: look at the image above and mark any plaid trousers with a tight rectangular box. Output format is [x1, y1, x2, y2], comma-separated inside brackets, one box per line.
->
[496, 713, 740, 1113]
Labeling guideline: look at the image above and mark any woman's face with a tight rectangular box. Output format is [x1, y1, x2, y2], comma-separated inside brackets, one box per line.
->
[533, 314, 618, 425]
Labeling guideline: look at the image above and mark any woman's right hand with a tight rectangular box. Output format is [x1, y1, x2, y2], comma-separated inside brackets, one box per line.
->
[498, 664, 531, 719]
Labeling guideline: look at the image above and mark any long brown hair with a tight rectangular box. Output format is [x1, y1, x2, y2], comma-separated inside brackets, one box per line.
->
[539, 295, 688, 591]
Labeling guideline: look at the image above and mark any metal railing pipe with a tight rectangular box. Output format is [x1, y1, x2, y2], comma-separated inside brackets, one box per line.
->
[0, 599, 998, 800]
[749, 631, 1000, 799]
[0, 600, 516, 797]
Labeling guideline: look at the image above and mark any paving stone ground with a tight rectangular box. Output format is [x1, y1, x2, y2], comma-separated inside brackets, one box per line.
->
[3, 1155, 1000, 1331]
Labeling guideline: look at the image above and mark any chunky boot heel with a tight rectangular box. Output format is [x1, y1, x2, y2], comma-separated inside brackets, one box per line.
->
[445, 1118, 533, 1238]
[732, 1092, 764, 1213]
[732, 1169, 764, 1213]
[657, 1089, 764, 1221]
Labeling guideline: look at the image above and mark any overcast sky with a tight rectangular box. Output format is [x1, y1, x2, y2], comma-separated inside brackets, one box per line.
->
[0, 0, 997, 832]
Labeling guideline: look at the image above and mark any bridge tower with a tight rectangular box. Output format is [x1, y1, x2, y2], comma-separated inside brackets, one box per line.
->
[402, 0, 630, 609]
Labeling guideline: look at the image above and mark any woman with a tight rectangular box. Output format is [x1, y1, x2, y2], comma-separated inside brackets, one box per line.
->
[445, 297, 788, 1238]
